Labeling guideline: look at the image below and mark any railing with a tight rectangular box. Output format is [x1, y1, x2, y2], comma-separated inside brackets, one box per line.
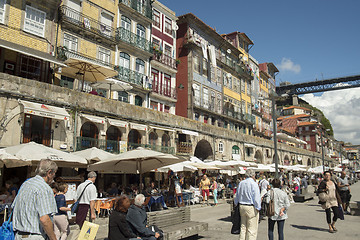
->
[57, 46, 114, 68]
[127, 142, 175, 154]
[116, 27, 152, 53]
[152, 53, 177, 69]
[119, 0, 152, 20]
[59, 6, 115, 41]
[177, 142, 192, 154]
[115, 65, 146, 87]
[152, 82, 177, 99]
[76, 136, 120, 153]
[216, 49, 253, 78]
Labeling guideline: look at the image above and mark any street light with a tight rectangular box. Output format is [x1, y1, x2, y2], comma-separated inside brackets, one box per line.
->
[312, 127, 330, 172]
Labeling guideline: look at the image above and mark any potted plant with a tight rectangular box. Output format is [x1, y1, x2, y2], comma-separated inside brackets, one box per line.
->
[176, 59, 181, 66]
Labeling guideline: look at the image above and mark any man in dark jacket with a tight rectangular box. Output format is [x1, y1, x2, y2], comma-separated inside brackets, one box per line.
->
[126, 194, 162, 240]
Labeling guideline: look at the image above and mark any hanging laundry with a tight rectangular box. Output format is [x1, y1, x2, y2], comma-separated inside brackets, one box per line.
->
[201, 42, 208, 60]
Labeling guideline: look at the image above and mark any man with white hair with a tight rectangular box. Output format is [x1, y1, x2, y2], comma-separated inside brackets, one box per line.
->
[12, 159, 58, 240]
[234, 169, 261, 240]
[127, 194, 162, 240]
[75, 171, 98, 228]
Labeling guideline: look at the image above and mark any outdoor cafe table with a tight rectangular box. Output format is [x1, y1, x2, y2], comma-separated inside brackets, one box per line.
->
[94, 198, 116, 213]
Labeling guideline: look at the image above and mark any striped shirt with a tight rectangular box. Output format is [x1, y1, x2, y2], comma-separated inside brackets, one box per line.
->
[12, 175, 57, 235]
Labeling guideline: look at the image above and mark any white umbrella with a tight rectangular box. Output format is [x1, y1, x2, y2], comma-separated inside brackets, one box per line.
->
[155, 161, 197, 173]
[206, 160, 249, 170]
[0, 149, 29, 168]
[88, 147, 185, 187]
[72, 147, 116, 163]
[189, 156, 220, 170]
[287, 165, 307, 172]
[3, 142, 88, 167]
[91, 78, 132, 98]
[220, 167, 246, 176]
[249, 164, 275, 172]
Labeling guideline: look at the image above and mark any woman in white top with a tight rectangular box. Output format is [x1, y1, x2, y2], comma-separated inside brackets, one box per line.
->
[266, 178, 290, 240]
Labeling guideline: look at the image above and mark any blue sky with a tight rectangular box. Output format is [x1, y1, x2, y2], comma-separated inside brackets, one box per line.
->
[160, 0, 360, 85]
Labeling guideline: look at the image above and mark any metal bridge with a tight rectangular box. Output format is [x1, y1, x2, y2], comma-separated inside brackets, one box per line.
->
[276, 74, 360, 95]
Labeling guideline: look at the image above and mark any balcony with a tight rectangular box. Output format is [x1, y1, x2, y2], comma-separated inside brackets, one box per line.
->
[59, 6, 116, 46]
[76, 136, 120, 153]
[152, 53, 177, 70]
[128, 142, 175, 154]
[152, 82, 177, 99]
[119, 0, 152, 20]
[115, 65, 147, 88]
[216, 50, 253, 79]
[116, 27, 152, 54]
[177, 142, 192, 154]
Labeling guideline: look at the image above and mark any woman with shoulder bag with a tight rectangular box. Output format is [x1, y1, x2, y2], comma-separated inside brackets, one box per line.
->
[266, 179, 290, 240]
[317, 171, 342, 233]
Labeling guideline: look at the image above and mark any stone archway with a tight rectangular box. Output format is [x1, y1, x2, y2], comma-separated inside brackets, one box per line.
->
[194, 139, 213, 160]
[149, 131, 158, 146]
[273, 154, 280, 164]
[254, 150, 263, 164]
[128, 129, 142, 150]
[284, 155, 290, 166]
[307, 158, 312, 167]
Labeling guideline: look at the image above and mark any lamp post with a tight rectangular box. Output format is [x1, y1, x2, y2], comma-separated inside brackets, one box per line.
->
[313, 127, 330, 172]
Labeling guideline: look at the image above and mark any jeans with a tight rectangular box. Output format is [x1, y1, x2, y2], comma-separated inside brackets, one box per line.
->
[268, 219, 285, 240]
[213, 189, 218, 204]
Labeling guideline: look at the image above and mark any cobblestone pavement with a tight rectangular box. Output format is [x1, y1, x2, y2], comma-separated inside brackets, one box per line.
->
[92, 181, 360, 239]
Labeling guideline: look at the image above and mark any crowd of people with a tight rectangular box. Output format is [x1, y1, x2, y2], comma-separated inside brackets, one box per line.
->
[2, 158, 356, 240]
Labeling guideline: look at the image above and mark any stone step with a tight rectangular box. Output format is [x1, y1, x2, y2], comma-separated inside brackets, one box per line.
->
[349, 201, 360, 216]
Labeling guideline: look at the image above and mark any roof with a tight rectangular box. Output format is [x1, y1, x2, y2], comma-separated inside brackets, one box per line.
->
[278, 118, 298, 135]
[222, 31, 254, 45]
[298, 121, 317, 126]
[283, 106, 311, 111]
[277, 114, 310, 121]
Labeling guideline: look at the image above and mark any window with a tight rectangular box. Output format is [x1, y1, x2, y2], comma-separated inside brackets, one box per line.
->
[194, 113, 199, 121]
[137, 24, 145, 38]
[163, 74, 171, 96]
[0, 0, 5, 24]
[60, 75, 74, 89]
[20, 55, 42, 81]
[98, 47, 111, 64]
[135, 58, 145, 74]
[247, 81, 251, 95]
[118, 91, 128, 102]
[218, 142, 224, 153]
[217, 94, 222, 113]
[152, 38, 160, 48]
[193, 53, 200, 73]
[153, 9, 160, 28]
[305, 126, 309, 131]
[150, 101, 158, 111]
[135, 96, 143, 106]
[241, 79, 245, 92]
[203, 87, 209, 108]
[217, 68, 222, 85]
[232, 145, 240, 154]
[100, 12, 113, 37]
[119, 52, 130, 68]
[121, 15, 131, 30]
[164, 45, 172, 57]
[64, 33, 78, 52]
[164, 105, 170, 113]
[164, 17, 172, 35]
[306, 135, 310, 141]
[151, 69, 159, 92]
[24, 5, 46, 37]
[193, 84, 200, 105]
[202, 58, 208, 77]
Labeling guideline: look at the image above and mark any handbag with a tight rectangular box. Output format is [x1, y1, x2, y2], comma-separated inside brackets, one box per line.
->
[231, 203, 241, 234]
[0, 209, 14, 240]
[266, 190, 275, 217]
[318, 191, 329, 204]
[338, 204, 345, 220]
[71, 183, 92, 214]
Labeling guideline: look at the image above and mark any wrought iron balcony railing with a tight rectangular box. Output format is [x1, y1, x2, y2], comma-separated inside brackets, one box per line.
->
[115, 65, 146, 87]
[115, 27, 152, 53]
[177, 142, 192, 154]
[152, 53, 177, 69]
[59, 6, 116, 42]
[76, 136, 120, 153]
[128, 142, 175, 154]
[119, 0, 152, 20]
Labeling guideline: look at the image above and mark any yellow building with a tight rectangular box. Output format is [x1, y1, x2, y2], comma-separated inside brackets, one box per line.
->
[0, 0, 65, 83]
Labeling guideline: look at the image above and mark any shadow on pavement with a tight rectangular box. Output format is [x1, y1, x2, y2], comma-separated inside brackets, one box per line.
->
[291, 224, 328, 232]
[306, 204, 321, 207]
[218, 216, 232, 222]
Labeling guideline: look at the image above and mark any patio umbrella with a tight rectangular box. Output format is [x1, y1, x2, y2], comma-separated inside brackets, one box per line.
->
[61, 57, 118, 91]
[91, 78, 132, 98]
[88, 147, 185, 187]
[3, 142, 88, 167]
[155, 161, 198, 173]
[249, 164, 275, 172]
[0, 149, 29, 168]
[189, 156, 220, 170]
[205, 160, 249, 170]
[71, 147, 116, 164]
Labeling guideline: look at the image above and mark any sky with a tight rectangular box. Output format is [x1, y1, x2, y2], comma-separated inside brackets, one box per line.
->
[159, 0, 360, 144]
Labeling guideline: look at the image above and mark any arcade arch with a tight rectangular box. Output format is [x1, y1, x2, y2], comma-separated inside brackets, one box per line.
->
[194, 139, 213, 160]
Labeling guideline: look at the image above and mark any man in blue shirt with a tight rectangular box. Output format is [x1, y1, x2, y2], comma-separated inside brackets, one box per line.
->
[234, 169, 261, 240]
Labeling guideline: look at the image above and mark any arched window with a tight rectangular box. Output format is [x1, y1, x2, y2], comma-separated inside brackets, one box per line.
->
[135, 95, 143, 106]
[80, 122, 99, 149]
[121, 16, 131, 30]
[232, 145, 240, 154]
[149, 132, 158, 146]
[136, 24, 145, 38]
[136, 58, 145, 74]
[119, 52, 130, 68]
[106, 126, 121, 153]
[162, 134, 170, 147]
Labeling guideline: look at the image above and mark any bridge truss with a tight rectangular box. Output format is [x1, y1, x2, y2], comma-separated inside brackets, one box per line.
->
[276, 74, 360, 95]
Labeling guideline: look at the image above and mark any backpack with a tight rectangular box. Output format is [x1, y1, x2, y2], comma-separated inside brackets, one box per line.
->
[0, 208, 15, 240]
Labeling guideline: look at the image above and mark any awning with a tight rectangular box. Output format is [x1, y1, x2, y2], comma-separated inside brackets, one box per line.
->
[20, 100, 69, 121]
[150, 126, 175, 132]
[181, 129, 199, 136]
[244, 143, 256, 148]
[108, 119, 127, 128]
[81, 114, 105, 124]
[130, 123, 147, 131]
[0, 39, 66, 67]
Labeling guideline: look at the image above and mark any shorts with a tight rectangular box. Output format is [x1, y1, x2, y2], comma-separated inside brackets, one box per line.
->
[340, 190, 351, 203]
[202, 189, 210, 197]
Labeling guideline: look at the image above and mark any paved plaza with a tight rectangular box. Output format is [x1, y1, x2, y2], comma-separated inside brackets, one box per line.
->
[94, 181, 360, 239]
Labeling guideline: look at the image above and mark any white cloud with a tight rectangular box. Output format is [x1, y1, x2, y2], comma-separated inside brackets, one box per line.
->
[278, 58, 301, 74]
[301, 87, 360, 144]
